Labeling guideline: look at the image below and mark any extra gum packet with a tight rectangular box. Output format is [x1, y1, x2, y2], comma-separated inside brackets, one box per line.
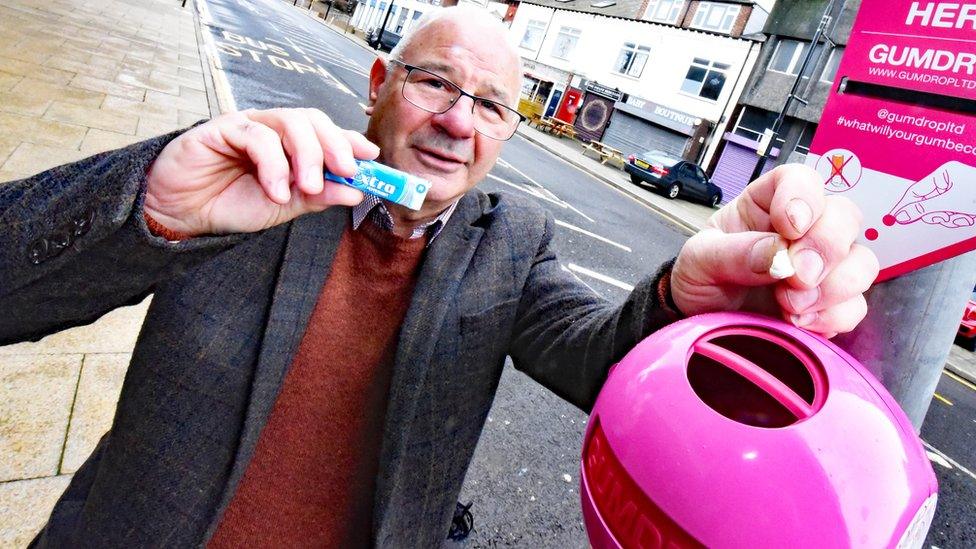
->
[324, 160, 431, 210]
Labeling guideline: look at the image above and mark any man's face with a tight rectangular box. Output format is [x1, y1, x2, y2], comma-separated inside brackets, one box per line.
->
[365, 18, 521, 220]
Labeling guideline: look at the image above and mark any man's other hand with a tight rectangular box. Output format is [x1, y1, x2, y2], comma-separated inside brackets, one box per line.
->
[670, 164, 880, 338]
[144, 108, 380, 236]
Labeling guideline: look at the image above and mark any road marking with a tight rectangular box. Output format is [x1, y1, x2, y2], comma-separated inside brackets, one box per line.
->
[486, 173, 595, 223]
[555, 219, 631, 252]
[926, 451, 953, 470]
[561, 265, 600, 296]
[933, 392, 953, 406]
[495, 157, 594, 223]
[197, 0, 237, 113]
[567, 264, 634, 291]
[943, 369, 976, 392]
[358, 102, 368, 112]
[922, 440, 976, 482]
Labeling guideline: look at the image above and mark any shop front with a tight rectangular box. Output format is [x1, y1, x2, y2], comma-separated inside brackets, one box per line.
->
[601, 96, 711, 161]
[573, 81, 625, 143]
[516, 59, 572, 121]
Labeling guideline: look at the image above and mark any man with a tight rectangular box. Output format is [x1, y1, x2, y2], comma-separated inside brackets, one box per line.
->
[1, 6, 877, 547]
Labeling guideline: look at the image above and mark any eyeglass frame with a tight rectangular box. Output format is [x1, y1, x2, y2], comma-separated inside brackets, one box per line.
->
[387, 58, 525, 141]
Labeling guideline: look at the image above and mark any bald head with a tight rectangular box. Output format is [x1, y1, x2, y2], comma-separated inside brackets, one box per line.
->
[387, 5, 521, 105]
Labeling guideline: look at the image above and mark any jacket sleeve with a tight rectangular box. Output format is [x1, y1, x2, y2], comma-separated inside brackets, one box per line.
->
[0, 128, 246, 346]
[508, 212, 681, 412]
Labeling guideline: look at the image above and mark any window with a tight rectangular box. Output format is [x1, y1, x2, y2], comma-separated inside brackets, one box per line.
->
[614, 42, 651, 78]
[680, 57, 730, 101]
[394, 8, 408, 33]
[768, 39, 826, 78]
[821, 48, 842, 82]
[643, 0, 685, 24]
[520, 20, 547, 50]
[405, 10, 422, 32]
[551, 26, 582, 60]
[691, 2, 741, 34]
[732, 107, 785, 146]
[793, 123, 816, 158]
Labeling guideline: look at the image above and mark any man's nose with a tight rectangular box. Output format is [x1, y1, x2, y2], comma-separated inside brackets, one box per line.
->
[431, 95, 477, 139]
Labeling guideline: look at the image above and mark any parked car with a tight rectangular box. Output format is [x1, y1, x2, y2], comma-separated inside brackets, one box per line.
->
[955, 287, 976, 350]
[625, 150, 723, 208]
[366, 28, 401, 52]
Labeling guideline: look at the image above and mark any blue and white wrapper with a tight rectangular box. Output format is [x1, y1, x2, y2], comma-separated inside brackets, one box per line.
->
[324, 160, 430, 211]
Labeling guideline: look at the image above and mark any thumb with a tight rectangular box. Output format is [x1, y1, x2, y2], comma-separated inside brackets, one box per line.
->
[676, 229, 791, 289]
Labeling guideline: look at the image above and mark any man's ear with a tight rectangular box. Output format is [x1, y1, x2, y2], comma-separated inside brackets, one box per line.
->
[366, 57, 389, 117]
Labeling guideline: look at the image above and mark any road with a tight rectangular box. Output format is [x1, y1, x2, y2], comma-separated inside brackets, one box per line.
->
[195, 0, 976, 546]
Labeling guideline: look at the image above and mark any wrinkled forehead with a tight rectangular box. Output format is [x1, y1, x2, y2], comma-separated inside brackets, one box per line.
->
[399, 18, 521, 104]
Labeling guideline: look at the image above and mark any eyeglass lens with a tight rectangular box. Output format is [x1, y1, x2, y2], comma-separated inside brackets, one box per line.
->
[401, 68, 520, 140]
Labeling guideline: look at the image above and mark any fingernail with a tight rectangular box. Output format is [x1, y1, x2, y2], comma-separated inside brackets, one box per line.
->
[787, 287, 819, 312]
[895, 210, 911, 223]
[791, 312, 817, 327]
[787, 199, 813, 233]
[749, 236, 778, 274]
[793, 249, 824, 285]
[306, 167, 323, 194]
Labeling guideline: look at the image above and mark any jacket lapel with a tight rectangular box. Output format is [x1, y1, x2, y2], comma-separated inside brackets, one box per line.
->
[202, 207, 348, 542]
[372, 193, 486, 537]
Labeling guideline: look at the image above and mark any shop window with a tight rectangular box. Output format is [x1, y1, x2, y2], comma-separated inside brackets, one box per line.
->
[769, 39, 826, 78]
[680, 57, 730, 101]
[614, 42, 651, 78]
[821, 48, 843, 83]
[520, 20, 547, 50]
[732, 107, 786, 147]
[691, 2, 740, 34]
[551, 26, 582, 60]
[643, 0, 685, 24]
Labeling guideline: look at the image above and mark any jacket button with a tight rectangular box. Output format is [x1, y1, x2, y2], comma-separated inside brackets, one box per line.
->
[28, 238, 49, 265]
[74, 208, 95, 236]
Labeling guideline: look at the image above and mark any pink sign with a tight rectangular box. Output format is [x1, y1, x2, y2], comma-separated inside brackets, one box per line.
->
[807, 1, 976, 282]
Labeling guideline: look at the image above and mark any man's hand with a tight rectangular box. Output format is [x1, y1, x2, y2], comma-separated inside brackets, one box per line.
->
[670, 164, 880, 338]
[144, 108, 379, 236]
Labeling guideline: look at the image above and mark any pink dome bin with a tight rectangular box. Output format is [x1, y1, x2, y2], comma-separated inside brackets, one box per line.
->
[581, 312, 938, 549]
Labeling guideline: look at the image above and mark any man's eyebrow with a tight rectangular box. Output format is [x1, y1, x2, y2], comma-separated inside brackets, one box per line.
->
[414, 61, 511, 104]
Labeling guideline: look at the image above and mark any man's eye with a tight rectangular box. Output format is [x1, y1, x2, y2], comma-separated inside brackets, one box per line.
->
[478, 99, 504, 117]
[419, 77, 447, 89]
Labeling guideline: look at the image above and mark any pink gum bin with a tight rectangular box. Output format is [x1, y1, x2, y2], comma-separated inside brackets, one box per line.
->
[581, 312, 938, 549]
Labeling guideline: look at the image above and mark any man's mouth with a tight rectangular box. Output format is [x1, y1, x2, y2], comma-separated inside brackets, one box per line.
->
[413, 146, 467, 172]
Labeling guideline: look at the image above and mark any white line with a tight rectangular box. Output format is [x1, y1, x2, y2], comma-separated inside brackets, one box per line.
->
[561, 265, 600, 296]
[555, 219, 631, 252]
[358, 102, 368, 112]
[197, 0, 237, 113]
[861, 30, 976, 45]
[486, 173, 566, 207]
[921, 440, 976, 482]
[567, 263, 634, 291]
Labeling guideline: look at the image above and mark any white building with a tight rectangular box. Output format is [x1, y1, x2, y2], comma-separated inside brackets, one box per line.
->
[509, 1, 765, 164]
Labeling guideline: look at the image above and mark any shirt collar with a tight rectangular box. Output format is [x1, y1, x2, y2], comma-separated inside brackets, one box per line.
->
[351, 193, 459, 245]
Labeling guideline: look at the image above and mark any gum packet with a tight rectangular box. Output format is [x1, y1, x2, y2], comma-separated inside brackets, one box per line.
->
[324, 160, 430, 210]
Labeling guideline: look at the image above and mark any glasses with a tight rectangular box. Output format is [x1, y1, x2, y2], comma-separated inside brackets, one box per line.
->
[389, 59, 524, 141]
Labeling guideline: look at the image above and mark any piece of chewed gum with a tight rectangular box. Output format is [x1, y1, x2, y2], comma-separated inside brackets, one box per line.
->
[768, 248, 795, 280]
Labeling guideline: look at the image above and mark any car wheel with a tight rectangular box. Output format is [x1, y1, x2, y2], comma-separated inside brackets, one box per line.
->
[630, 174, 641, 185]
[966, 337, 976, 352]
[666, 183, 680, 199]
[710, 194, 722, 208]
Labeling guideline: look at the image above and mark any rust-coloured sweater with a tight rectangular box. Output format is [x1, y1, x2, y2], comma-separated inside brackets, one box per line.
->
[208, 220, 427, 548]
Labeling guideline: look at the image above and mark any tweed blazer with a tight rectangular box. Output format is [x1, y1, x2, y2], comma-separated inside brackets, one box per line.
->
[0, 130, 678, 548]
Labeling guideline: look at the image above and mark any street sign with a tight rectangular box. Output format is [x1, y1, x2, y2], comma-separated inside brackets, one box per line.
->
[806, 0, 976, 282]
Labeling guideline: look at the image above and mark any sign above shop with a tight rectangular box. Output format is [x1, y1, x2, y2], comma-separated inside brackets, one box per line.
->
[585, 81, 625, 101]
[615, 96, 702, 136]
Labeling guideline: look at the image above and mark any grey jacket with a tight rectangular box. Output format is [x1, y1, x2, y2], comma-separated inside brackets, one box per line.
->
[0, 130, 678, 547]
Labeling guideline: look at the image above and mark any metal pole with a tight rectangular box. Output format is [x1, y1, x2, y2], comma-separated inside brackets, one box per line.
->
[835, 253, 976, 429]
[374, 0, 395, 50]
[749, 0, 837, 182]
[324, 0, 333, 20]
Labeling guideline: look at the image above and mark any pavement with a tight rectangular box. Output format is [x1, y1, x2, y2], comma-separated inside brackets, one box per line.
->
[0, 0, 973, 546]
